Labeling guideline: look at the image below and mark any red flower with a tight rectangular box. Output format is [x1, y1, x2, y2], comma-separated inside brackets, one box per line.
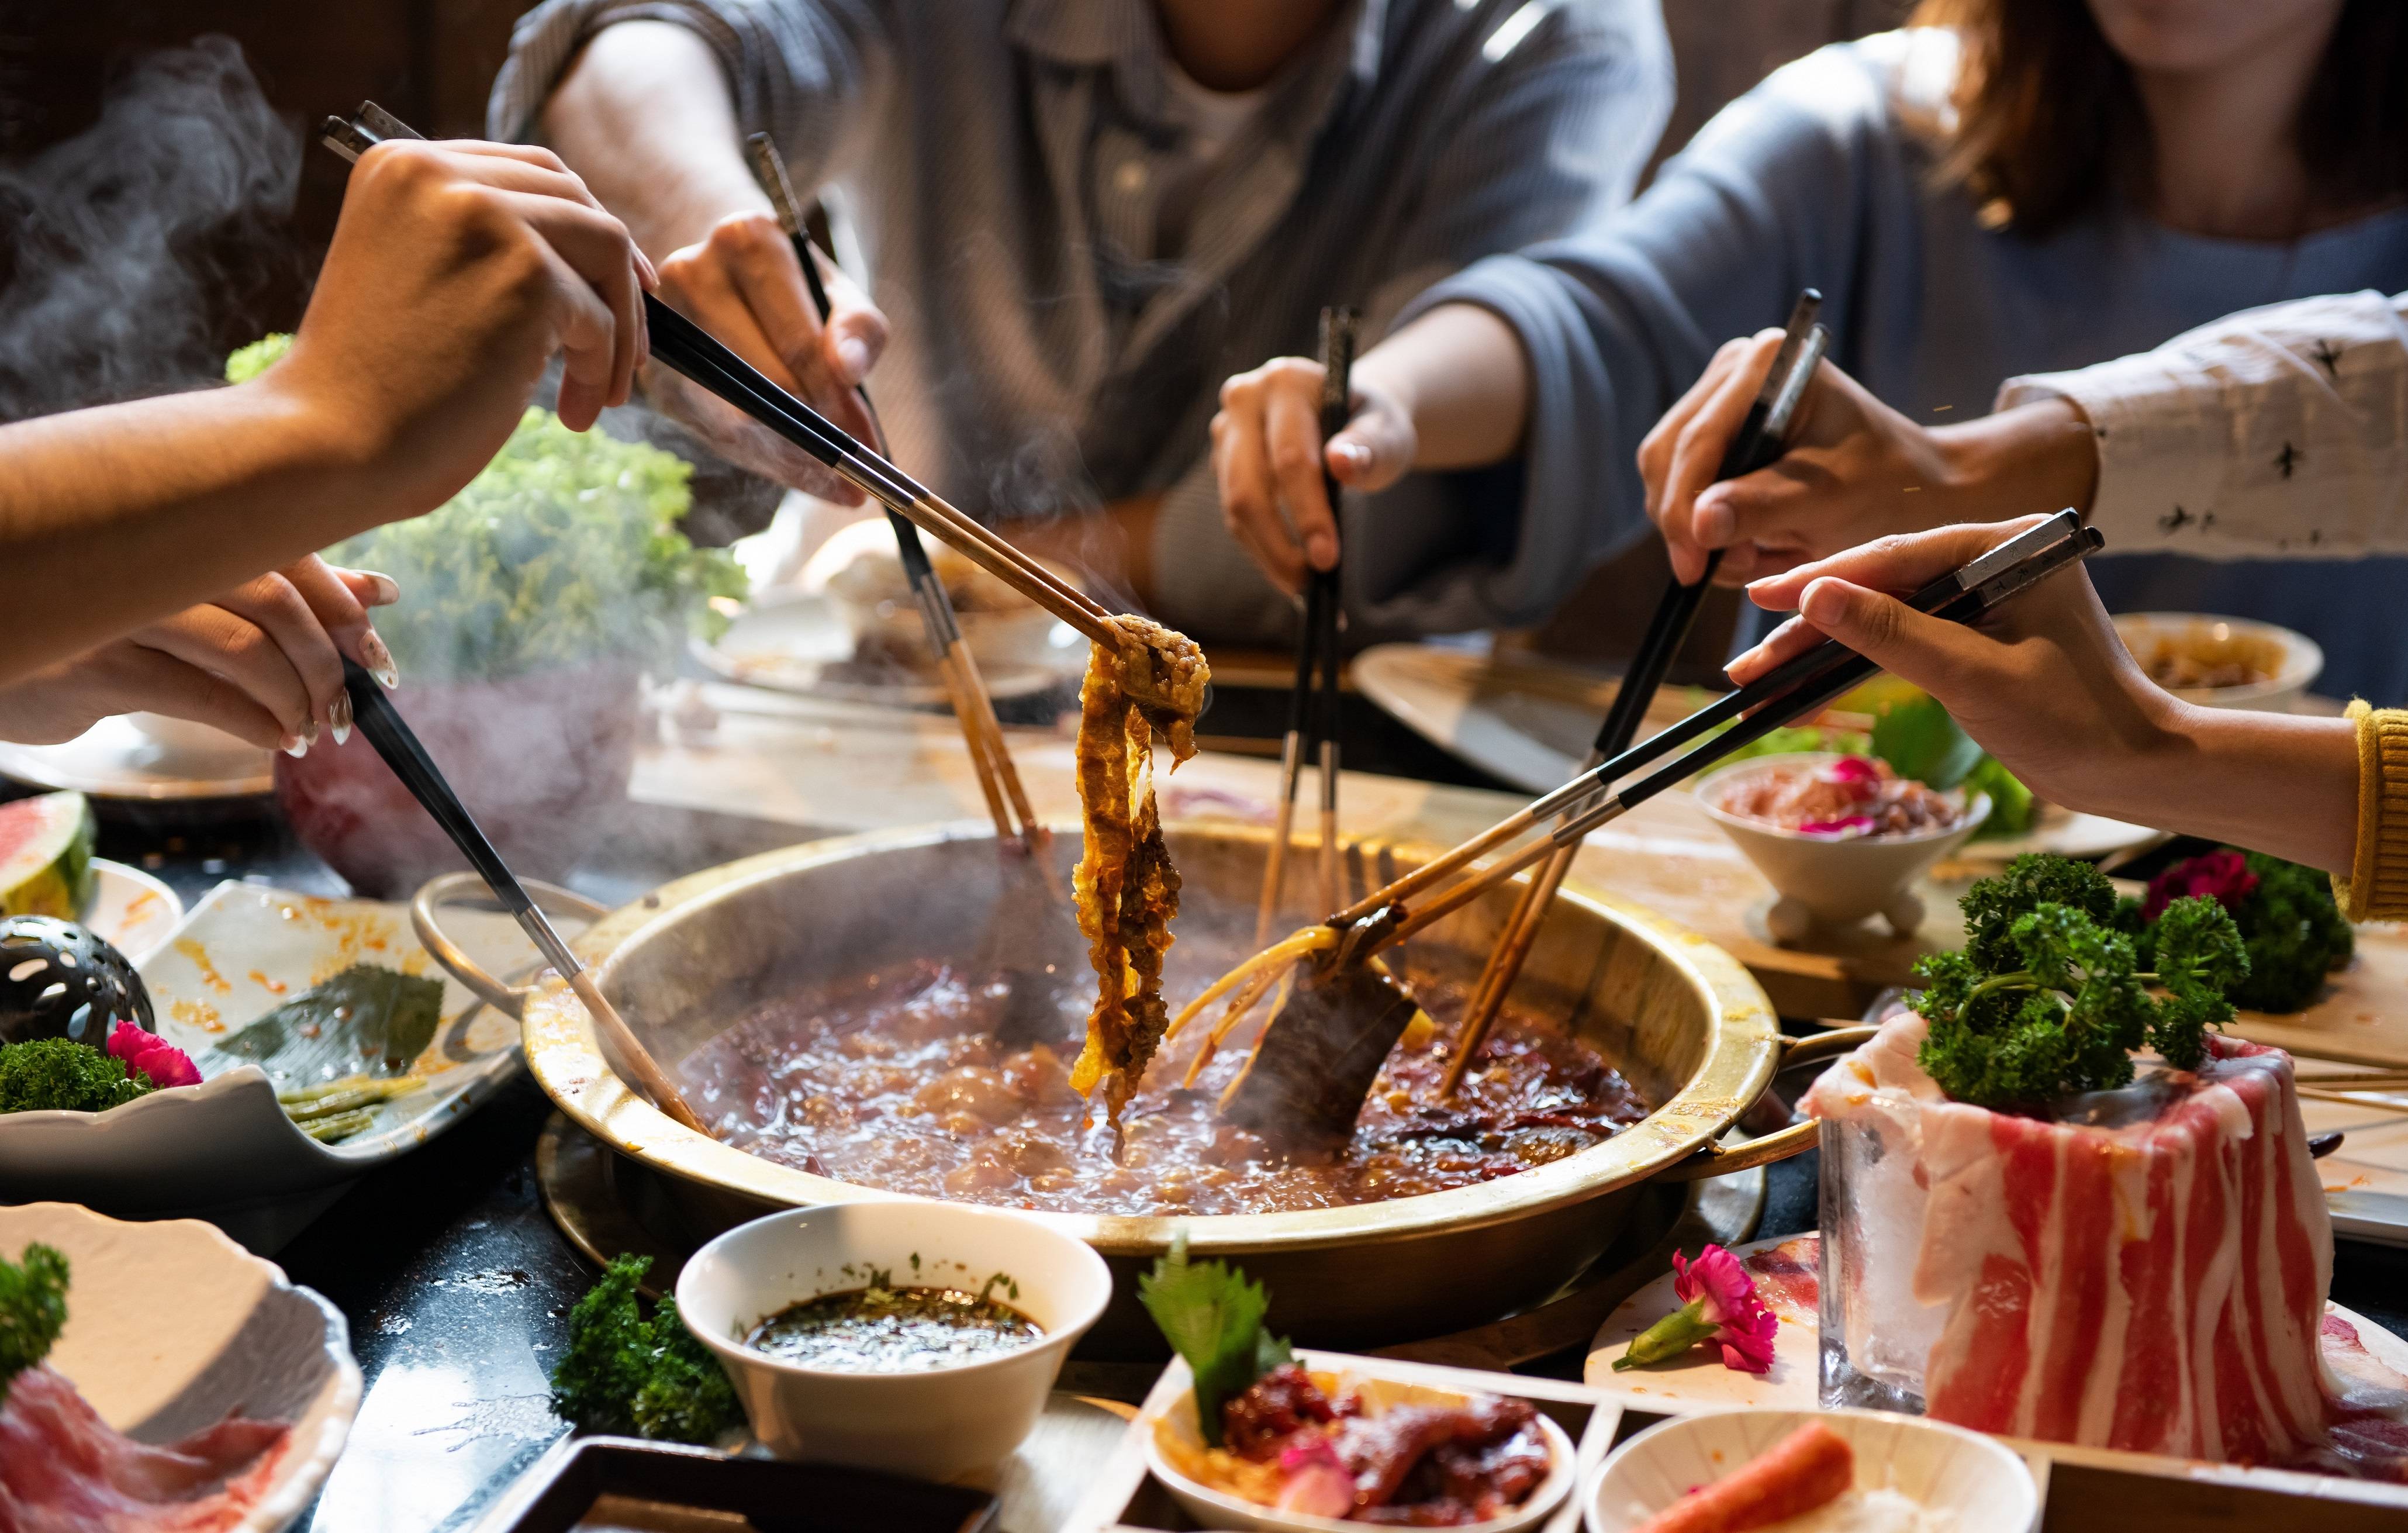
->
[2143, 850, 2259, 921]
[1614, 1244, 1780, 1375]
[106, 1020, 201, 1090]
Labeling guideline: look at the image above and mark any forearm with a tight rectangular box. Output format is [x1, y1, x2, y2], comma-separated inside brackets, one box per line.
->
[1367, 303, 1531, 471]
[0, 382, 378, 682]
[538, 21, 766, 260]
[1932, 398, 2100, 523]
[2099, 705, 2359, 874]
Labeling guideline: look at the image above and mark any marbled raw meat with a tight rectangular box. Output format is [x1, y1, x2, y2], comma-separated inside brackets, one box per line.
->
[0, 1364, 286, 1532]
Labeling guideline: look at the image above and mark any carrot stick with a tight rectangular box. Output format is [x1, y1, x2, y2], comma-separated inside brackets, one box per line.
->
[1633, 1421, 1854, 1533]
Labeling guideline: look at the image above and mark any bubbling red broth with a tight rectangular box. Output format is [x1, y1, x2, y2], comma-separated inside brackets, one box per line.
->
[676, 952, 1649, 1217]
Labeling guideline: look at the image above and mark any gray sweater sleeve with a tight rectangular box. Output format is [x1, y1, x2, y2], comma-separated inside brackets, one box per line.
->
[1386, 40, 1923, 629]
[488, 0, 893, 189]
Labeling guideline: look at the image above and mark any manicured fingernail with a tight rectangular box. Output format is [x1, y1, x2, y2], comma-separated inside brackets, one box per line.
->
[1333, 441, 1370, 474]
[329, 690, 354, 745]
[282, 733, 309, 758]
[1694, 499, 1733, 544]
[361, 630, 400, 689]
[835, 336, 872, 384]
[358, 571, 400, 606]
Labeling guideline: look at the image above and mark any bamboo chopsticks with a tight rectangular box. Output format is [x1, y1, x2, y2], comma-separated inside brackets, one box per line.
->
[745, 134, 1043, 850]
[320, 105, 1125, 657]
[1442, 292, 1827, 1093]
[1255, 307, 1359, 944]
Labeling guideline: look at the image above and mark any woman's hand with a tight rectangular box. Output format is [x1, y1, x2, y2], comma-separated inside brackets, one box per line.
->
[644, 211, 889, 503]
[1210, 358, 1418, 593]
[1638, 333, 2100, 586]
[0, 559, 399, 751]
[1728, 519, 2181, 815]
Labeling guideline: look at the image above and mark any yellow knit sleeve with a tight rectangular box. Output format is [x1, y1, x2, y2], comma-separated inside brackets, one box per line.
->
[2337, 701, 2408, 923]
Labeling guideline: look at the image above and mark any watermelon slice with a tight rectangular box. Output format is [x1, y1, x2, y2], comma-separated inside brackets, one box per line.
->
[0, 792, 96, 919]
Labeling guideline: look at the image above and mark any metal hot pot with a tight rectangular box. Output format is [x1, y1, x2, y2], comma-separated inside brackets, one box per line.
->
[418, 823, 1846, 1354]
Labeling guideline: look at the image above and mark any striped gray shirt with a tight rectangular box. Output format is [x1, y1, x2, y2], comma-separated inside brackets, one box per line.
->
[491, 0, 1673, 644]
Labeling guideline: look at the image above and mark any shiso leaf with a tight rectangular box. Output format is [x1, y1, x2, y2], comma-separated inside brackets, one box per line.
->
[1138, 1232, 1289, 1448]
[202, 964, 444, 1089]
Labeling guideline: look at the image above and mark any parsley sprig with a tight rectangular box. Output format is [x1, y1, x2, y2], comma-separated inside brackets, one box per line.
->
[1912, 855, 2248, 1107]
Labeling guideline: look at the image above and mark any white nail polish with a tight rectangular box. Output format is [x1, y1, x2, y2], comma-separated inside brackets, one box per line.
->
[330, 690, 354, 745]
[282, 734, 309, 759]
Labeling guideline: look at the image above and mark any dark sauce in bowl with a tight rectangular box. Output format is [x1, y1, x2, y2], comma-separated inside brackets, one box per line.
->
[745, 1280, 1043, 1372]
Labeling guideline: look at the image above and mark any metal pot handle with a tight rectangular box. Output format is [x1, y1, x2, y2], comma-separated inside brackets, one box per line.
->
[410, 871, 612, 1018]
[1649, 1024, 1879, 1183]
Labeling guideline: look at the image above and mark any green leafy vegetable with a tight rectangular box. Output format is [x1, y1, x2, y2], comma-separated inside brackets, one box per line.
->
[202, 964, 444, 1090]
[2228, 852, 2354, 1012]
[550, 1254, 740, 1445]
[1963, 755, 2035, 838]
[223, 333, 291, 385]
[0, 1242, 68, 1406]
[0, 1038, 155, 1114]
[1912, 854, 2250, 1105]
[1870, 696, 1984, 792]
[1138, 1234, 1293, 1448]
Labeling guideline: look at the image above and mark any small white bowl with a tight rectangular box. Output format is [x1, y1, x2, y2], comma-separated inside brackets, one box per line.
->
[1585, 1408, 2037, 1533]
[675, 1200, 1110, 1479]
[1144, 1356, 1577, 1533]
[1695, 753, 1990, 940]
[2112, 612, 2321, 713]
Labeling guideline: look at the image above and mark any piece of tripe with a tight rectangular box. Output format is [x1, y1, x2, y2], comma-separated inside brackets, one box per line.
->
[1069, 616, 1207, 1127]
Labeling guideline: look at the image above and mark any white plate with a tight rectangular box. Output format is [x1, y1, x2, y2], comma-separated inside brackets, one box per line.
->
[1585, 1407, 2037, 1533]
[85, 856, 184, 962]
[696, 589, 1083, 706]
[1586, 1232, 2408, 1412]
[0, 1201, 361, 1532]
[0, 713, 275, 800]
[2302, 1085, 2408, 1247]
[0, 882, 555, 1250]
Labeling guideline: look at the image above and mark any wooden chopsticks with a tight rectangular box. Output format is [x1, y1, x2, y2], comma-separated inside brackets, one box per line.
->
[337, 661, 706, 1133]
[745, 135, 1042, 850]
[1255, 307, 1359, 944]
[320, 105, 1124, 657]
[1443, 293, 1827, 1093]
[1304, 510, 2104, 975]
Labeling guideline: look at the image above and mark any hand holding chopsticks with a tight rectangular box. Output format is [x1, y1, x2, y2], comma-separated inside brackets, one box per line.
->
[1444, 292, 1826, 1092]
[320, 105, 1127, 660]
[744, 134, 1043, 851]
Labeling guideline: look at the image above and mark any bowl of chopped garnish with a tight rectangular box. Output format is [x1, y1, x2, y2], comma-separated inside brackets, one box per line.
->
[1585, 1408, 2034, 1533]
[2112, 612, 2321, 713]
[1139, 1244, 1576, 1531]
[1695, 754, 1990, 940]
[674, 1200, 1110, 1477]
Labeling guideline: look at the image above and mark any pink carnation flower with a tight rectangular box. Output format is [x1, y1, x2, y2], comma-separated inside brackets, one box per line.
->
[107, 1020, 201, 1090]
[1613, 1243, 1780, 1376]
[2143, 850, 2258, 921]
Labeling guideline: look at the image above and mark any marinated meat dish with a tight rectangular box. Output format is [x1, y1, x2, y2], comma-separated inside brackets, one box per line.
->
[1070, 616, 1209, 1126]
[1715, 756, 1960, 838]
[0, 1363, 289, 1532]
[1808, 1015, 2408, 1479]
[1165, 1365, 1555, 1525]
[678, 952, 1647, 1218]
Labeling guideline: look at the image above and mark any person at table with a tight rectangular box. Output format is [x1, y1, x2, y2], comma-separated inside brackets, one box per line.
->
[492, 0, 1674, 631]
[0, 139, 649, 752]
[1642, 288, 2408, 582]
[1211, 0, 2408, 693]
[1733, 516, 2403, 921]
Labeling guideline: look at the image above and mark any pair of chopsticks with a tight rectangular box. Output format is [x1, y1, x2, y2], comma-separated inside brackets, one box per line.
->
[1255, 308, 1359, 944]
[337, 661, 707, 1132]
[321, 105, 1124, 661]
[744, 134, 1041, 850]
[1443, 292, 1827, 1093]
[1308, 510, 2104, 975]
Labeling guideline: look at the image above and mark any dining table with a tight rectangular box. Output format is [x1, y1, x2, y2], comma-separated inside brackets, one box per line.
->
[29, 668, 2408, 1533]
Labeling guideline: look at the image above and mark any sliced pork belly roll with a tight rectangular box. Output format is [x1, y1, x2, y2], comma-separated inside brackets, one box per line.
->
[1806, 1014, 2348, 1466]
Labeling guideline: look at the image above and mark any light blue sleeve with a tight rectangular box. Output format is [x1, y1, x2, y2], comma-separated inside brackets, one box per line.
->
[1369, 39, 1927, 630]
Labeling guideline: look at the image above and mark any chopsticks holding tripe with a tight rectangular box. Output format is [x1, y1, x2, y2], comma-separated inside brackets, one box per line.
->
[744, 134, 1044, 851]
[1444, 291, 1827, 1094]
[1255, 306, 1360, 944]
[320, 105, 1124, 656]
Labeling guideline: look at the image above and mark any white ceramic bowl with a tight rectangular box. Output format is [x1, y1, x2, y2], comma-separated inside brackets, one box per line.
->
[1144, 1356, 1577, 1533]
[0, 1201, 361, 1532]
[1695, 753, 1991, 938]
[1585, 1408, 2037, 1533]
[675, 1200, 1111, 1479]
[2112, 612, 2321, 713]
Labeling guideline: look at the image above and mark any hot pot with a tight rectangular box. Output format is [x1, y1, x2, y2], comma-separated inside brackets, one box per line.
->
[417, 824, 1854, 1354]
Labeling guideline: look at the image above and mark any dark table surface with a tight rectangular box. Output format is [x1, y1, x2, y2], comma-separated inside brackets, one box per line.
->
[57, 709, 2408, 1533]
